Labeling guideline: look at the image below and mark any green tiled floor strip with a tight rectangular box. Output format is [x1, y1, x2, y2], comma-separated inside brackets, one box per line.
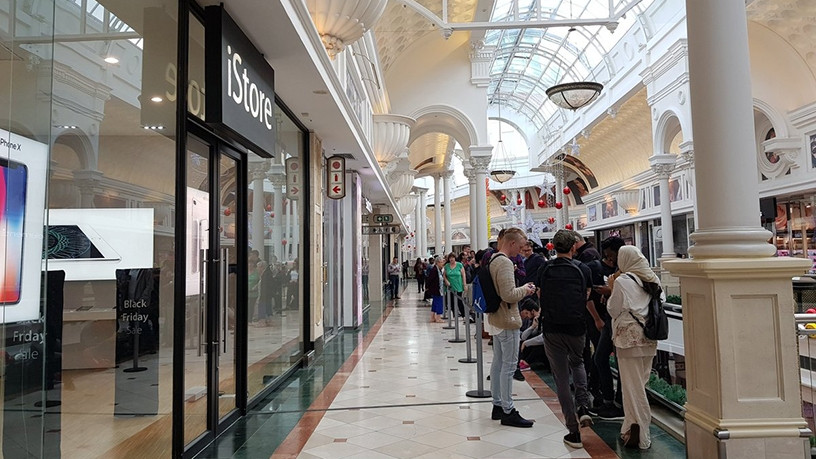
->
[534, 369, 687, 458]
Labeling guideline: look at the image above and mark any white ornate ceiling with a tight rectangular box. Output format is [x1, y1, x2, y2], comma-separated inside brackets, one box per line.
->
[567, 88, 653, 189]
[747, 0, 816, 77]
[409, 132, 456, 175]
[374, 0, 478, 75]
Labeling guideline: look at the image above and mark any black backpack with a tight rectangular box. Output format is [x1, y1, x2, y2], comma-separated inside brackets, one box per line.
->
[537, 257, 587, 325]
[477, 254, 506, 314]
[624, 274, 669, 341]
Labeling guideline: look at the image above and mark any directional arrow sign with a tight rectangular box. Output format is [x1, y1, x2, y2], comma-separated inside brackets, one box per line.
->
[286, 157, 301, 200]
[327, 155, 346, 200]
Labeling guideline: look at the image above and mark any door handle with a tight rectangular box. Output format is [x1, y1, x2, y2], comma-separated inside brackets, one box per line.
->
[221, 248, 229, 354]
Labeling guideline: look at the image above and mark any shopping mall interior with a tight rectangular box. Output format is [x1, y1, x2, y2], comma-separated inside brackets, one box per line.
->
[1, 0, 816, 457]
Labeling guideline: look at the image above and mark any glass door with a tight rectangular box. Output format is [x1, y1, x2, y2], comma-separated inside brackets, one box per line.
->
[184, 135, 240, 450]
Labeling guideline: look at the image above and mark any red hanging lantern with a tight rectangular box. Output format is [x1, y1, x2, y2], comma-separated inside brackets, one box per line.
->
[537, 199, 545, 208]
[516, 198, 523, 205]
[500, 194, 506, 201]
[282, 239, 288, 245]
[548, 217, 555, 224]
[555, 202, 563, 209]
[565, 223, 574, 230]
[266, 204, 272, 211]
[563, 186, 571, 195]
[270, 212, 275, 218]
[545, 242, 554, 251]
[223, 208, 231, 216]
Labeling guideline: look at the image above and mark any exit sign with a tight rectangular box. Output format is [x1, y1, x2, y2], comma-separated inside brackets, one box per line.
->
[373, 214, 393, 223]
[326, 156, 345, 200]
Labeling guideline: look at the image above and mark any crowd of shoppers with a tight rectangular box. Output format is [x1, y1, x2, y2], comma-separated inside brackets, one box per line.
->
[384, 228, 660, 451]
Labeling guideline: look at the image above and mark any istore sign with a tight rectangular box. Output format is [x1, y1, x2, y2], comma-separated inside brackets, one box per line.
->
[206, 6, 276, 155]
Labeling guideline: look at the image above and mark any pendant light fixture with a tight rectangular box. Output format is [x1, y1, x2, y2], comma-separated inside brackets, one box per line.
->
[489, 102, 516, 183]
[546, 1, 603, 110]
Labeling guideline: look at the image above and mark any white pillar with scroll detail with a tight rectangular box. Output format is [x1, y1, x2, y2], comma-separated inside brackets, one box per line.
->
[464, 168, 478, 251]
[443, 171, 453, 255]
[249, 161, 267, 260]
[433, 174, 443, 256]
[469, 148, 492, 250]
[650, 154, 677, 259]
[665, 1, 811, 457]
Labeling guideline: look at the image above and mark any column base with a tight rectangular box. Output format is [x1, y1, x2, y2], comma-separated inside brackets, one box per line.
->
[688, 227, 776, 258]
[685, 408, 810, 459]
[657, 257, 681, 297]
[664, 256, 812, 459]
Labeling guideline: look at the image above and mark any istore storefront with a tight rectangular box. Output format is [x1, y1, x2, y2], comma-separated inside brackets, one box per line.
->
[0, 2, 310, 457]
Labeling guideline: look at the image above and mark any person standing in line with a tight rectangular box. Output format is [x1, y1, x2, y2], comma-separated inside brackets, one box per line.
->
[361, 258, 370, 301]
[486, 227, 537, 428]
[443, 252, 466, 317]
[414, 258, 426, 293]
[536, 230, 594, 449]
[607, 245, 661, 450]
[387, 257, 401, 300]
[424, 256, 445, 323]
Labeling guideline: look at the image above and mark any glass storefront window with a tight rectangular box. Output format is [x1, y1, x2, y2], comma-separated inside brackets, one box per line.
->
[23, 0, 178, 457]
[246, 104, 305, 399]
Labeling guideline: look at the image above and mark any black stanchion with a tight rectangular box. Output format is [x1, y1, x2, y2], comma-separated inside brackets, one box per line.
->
[449, 291, 465, 343]
[466, 312, 491, 398]
[458, 290, 476, 363]
[442, 288, 454, 330]
[123, 321, 148, 373]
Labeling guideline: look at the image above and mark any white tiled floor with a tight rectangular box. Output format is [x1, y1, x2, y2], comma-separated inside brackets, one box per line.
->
[298, 293, 591, 459]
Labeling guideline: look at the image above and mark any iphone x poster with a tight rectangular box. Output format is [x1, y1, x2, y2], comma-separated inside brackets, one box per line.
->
[0, 128, 47, 323]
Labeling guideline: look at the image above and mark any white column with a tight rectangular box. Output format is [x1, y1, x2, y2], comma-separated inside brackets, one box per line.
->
[684, 0, 772, 258]
[291, 200, 299, 256]
[664, 1, 811, 456]
[443, 171, 452, 255]
[650, 155, 677, 258]
[433, 174, 443, 255]
[470, 150, 491, 250]
[464, 168, 478, 252]
[420, 189, 428, 256]
[518, 189, 527, 228]
[249, 162, 267, 260]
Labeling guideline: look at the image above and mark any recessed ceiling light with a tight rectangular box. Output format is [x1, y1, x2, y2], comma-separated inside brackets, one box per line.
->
[104, 56, 120, 64]
[151, 96, 163, 103]
[312, 89, 328, 95]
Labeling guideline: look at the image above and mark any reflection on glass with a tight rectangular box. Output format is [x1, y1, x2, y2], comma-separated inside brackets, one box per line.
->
[246, 105, 304, 399]
[43, 1, 177, 456]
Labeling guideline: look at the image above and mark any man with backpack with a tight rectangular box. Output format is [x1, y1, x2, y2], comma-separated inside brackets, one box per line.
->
[535, 230, 594, 449]
[484, 227, 537, 427]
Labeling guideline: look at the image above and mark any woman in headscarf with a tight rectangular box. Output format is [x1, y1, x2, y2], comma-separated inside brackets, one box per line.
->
[607, 245, 662, 450]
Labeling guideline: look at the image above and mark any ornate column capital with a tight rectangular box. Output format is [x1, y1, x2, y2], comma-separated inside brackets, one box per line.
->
[679, 141, 694, 166]
[469, 155, 492, 173]
[249, 160, 269, 181]
[462, 167, 476, 184]
[469, 42, 496, 87]
[649, 154, 677, 178]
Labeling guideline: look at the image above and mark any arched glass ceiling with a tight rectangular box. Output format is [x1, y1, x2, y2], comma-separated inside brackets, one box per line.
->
[486, 0, 654, 130]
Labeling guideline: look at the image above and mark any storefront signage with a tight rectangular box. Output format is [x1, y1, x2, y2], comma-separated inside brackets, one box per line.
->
[362, 225, 401, 235]
[206, 6, 276, 155]
[286, 157, 301, 200]
[326, 156, 346, 200]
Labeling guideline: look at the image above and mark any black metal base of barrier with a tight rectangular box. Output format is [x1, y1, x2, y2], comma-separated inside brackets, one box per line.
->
[458, 357, 477, 363]
[448, 338, 465, 343]
[465, 389, 492, 398]
[442, 325, 455, 330]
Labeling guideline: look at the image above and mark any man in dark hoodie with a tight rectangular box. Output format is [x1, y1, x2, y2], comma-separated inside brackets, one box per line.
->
[572, 233, 607, 409]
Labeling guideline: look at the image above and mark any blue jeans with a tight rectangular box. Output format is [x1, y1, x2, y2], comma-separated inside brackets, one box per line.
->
[490, 328, 520, 413]
[389, 275, 399, 299]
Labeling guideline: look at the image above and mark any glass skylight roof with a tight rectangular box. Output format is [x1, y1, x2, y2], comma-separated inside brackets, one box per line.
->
[486, 0, 653, 130]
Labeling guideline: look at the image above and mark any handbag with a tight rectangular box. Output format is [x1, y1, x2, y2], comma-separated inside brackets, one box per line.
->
[624, 274, 669, 341]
